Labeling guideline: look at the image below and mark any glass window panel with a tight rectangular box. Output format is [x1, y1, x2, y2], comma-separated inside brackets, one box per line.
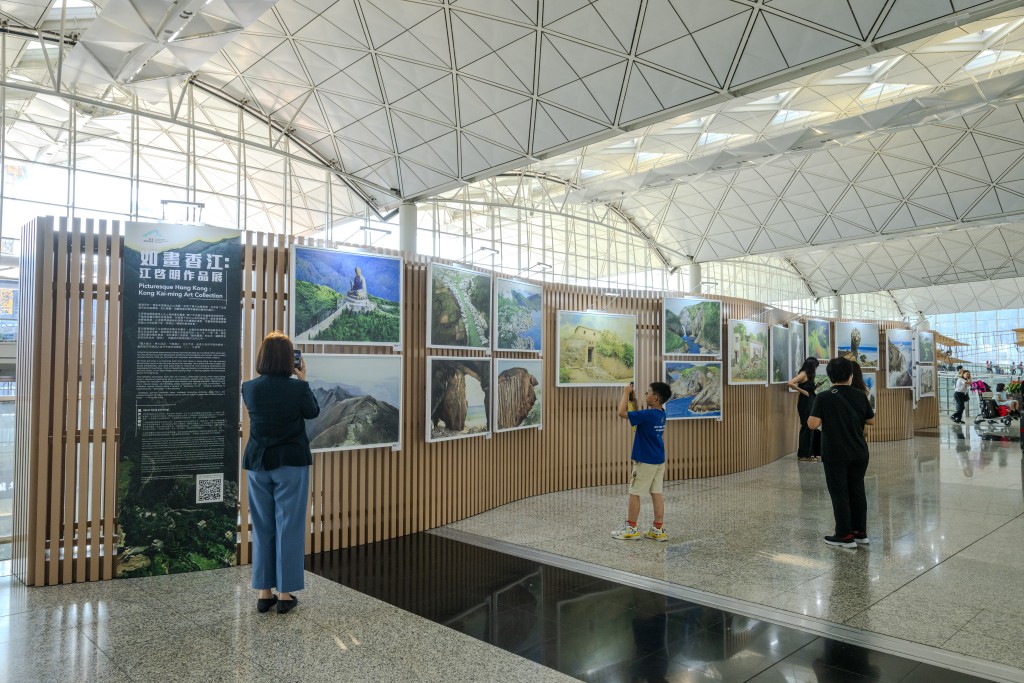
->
[74, 172, 130, 215]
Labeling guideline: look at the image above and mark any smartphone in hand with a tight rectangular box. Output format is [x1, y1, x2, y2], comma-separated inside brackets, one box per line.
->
[294, 349, 302, 368]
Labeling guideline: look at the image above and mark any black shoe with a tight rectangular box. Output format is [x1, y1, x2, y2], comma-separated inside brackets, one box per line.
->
[824, 534, 857, 549]
[852, 532, 870, 545]
[256, 596, 278, 613]
[277, 596, 299, 614]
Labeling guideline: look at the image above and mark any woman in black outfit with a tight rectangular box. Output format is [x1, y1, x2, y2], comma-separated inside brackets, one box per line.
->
[788, 357, 821, 462]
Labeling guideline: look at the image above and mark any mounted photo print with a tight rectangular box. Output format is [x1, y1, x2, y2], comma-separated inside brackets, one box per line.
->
[806, 319, 831, 361]
[290, 245, 402, 345]
[885, 329, 914, 389]
[917, 365, 936, 398]
[916, 330, 935, 364]
[428, 263, 492, 349]
[788, 322, 804, 381]
[863, 372, 877, 413]
[663, 297, 721, 357]
[835, 321, 879, 370]
[427, 357, 492, 442]
[494, 359, 543, 432]
[663, 361, 722, 420]
[771, 324, 789, 384]
[303, 354, 402, 452]
[556, 311, 636, 387]
[727, 320, 769, 386]
[815, 365, 832, 395]
[494, 279, 543, 352]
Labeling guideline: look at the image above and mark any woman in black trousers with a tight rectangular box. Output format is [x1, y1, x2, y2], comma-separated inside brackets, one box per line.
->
[788, 357, 821, 461]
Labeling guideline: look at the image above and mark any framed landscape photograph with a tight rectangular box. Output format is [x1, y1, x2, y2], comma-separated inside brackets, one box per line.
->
[835, 321, 879, 370]
[806, 319, 831, 361]
[885, 329, 914, 389]
[663, 361, 722, 420]
[303, 354, 402, 452]
[427, 357, 492, 442]
[788, 322, 804, 380]
[290, 245, 402, 345]
[494, 279, 543, 352]
[556, 311, 636, 387]
[917, 365, 935, 398]
[727, 320, 769, 386]
[771, 324, 789, 384]
[815, 365, 832, 394]
[494, 359, 543, 432]
[663, 297, 721, 357]
[863, 372, 877, 413]
[916, 330, 935, 364]
[428, 263, 492, 349]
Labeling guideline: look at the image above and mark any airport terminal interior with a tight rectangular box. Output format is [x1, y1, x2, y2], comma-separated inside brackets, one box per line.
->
[3, 1, 1024, 681]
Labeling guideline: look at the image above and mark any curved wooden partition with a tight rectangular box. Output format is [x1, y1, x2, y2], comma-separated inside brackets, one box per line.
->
[13, 218, 935, 585]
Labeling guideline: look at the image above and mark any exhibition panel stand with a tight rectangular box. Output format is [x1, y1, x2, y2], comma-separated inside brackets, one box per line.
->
[12, 217, 938, 585]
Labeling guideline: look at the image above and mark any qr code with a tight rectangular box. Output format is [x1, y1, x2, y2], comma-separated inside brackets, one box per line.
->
[196, 473, 224, 504]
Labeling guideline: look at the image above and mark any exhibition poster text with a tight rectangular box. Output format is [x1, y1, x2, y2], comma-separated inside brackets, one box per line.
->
[118, 222, 242, 577]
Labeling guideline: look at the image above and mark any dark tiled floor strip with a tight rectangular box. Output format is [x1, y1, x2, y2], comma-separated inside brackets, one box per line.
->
[307, 532, 990, 683]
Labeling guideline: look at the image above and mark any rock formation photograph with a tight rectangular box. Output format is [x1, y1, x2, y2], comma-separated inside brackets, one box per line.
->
[557, 311, 636, 387]
[836, 321, 879, 369]
[303, 354, 402, 451]
[427, 357, 491, 442]
[664, 361, 722, 419]
[291, 246, 402, 345]
[664, 297, 721, 356]
[495, 359, 542, 431]
[495, 279, 543, 352]
[886, 329, 914, 389]
[429, 263, 492, 349]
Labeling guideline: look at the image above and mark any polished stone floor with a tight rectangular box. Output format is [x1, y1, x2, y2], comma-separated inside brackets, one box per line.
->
[2, 425, 1020, 682]
[0, 565, 572, 682]
[309, 531, 993, 683]
[445, 424, 1024, 679]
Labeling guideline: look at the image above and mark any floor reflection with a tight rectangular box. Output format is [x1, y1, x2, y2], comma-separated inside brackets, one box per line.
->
[307, 533, 989, 683]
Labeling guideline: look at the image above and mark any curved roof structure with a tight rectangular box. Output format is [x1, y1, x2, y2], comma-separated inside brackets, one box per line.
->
[5, 0, 1024, 314]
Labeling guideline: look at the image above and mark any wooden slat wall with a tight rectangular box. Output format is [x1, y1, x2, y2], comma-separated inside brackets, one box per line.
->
[14, 222, 933, 585]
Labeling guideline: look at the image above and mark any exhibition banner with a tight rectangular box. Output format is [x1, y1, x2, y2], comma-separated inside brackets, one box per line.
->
[118, 222, 242, 578]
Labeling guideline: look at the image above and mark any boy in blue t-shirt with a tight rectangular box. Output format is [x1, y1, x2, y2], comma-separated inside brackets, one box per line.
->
[612, 381, 672, 541]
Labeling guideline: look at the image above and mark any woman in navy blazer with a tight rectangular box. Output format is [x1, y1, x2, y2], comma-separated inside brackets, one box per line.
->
[242, 331, 320, 614]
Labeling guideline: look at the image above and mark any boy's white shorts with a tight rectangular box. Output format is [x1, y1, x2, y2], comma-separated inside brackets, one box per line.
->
[629, 461, 665, 495]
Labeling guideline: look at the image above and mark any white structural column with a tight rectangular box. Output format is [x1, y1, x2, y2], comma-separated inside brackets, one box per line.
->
[916, 313, 929, 331]
[831, 294, 843, 320]
[688, 263, 702, 295]
[399, 201, 417, 254]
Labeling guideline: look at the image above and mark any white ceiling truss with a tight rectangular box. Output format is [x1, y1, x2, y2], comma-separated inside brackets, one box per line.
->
[5, 0, 1016, 209]
[5, 0, 1024, 315]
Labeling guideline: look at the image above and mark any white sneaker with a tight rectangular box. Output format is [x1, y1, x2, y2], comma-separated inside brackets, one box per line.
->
[643, 526, 668, 542]
[611, 524, 640, 540]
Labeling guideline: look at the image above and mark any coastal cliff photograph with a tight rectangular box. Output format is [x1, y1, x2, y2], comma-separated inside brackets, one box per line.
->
[495, 279, 543, 352]
[428, 263, 492, 349]
[290, 245, 402, 345]
[495, 359, 542, 431]
[664, 297, 721, 356]
[836, 321, 879, 370]
[303, 354, 402, 452]
[664, 361, 722, 420]
[886, 329, 914, 389]
[427, 357, 492, 442]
